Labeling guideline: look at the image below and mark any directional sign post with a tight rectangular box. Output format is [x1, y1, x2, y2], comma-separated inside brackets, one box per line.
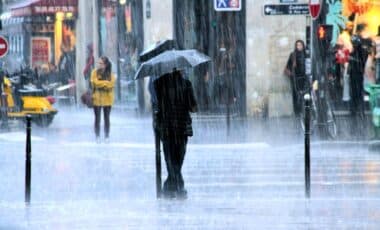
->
[0, 36, 9, 58]
[264, 4, 309, 16]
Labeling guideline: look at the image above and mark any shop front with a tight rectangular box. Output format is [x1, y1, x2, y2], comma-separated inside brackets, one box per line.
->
[4, 0, 77, 80]
[98, 0, 143, 103]
[325, 0, 380, 110]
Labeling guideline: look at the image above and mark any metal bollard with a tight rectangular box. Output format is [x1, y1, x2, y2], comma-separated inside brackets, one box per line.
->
[0, 93, 8, 129]
[155, 131, 162, 198]
[304, 94, 311, 198]
[25, 115, 32, 204]
[153, 112, 162, 198]
[226, 101, 230, 136]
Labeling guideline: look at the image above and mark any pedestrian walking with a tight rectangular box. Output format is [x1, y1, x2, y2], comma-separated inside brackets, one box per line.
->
[349, 34, 367, 117]
[154, 70, 197, 199]
[364, 44, 376, 86]
[284, 40, 307, 116]
[90, 56, 116, 143]
[58, 45, 75, 84]
[83, 44, 94, 84]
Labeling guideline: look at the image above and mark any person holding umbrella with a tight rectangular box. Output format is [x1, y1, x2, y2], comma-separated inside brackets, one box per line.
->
[154, 69, 197, 199]
[135, 48, 209, 198]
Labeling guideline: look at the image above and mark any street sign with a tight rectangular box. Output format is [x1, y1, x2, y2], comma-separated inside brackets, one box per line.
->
[309, 0, 322, 19]
[214, 0, 241, 11]
[0, 36, 8, 58]
[264, 4, 309, 16]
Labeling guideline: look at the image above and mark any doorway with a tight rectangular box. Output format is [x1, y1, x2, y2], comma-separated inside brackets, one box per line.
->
[174, 0, 246, 116]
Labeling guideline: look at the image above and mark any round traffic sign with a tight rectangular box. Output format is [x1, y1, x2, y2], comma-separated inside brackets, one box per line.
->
[0, 36, 9, 58]
[309, 0, 322, 19]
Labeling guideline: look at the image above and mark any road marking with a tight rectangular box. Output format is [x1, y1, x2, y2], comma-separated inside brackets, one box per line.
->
[62, 141, 271, 150]
[0, 132, 45, 142]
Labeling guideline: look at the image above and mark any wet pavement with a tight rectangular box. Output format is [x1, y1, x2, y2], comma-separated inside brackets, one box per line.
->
[0, 106, 380, 229]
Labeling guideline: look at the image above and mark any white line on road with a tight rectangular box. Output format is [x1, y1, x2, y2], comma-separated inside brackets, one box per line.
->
[189, 180, 380, 187]
[0, 132, 45, 142]
[61, 141, 271, 150]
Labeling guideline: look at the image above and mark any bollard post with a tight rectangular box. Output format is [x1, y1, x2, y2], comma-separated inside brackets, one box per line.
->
[304, 94, 311, 198]
[0, 93, 8, 130]
[226, 100, 230, 136]
[25, 115, 32, 204]
[155, 131, 162, 198]
[153, 112, 162, 198]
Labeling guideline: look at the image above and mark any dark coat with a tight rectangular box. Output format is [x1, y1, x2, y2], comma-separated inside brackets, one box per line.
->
[154, 72, 197, 138]
[286, 51, 307, 91]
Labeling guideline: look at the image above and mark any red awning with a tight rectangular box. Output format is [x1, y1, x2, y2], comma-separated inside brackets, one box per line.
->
[11, 0, 78, 17]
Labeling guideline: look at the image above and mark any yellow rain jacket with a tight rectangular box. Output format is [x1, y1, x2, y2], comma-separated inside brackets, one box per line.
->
[90, 69, 116, 106]
[1, 77, 15, 108]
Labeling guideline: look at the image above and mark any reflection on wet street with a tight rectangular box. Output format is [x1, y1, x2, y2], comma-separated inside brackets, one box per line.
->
[1, 108, 380, 229]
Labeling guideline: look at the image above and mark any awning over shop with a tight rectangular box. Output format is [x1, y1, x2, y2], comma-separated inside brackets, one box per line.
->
[10, 0, 78, 17]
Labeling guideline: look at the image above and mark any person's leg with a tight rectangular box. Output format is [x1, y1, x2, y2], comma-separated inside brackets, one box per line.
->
[162, 137, 177, 194]
[93, 106, 101, 138]
[103, 106, 111, 138]
[173, 135, 188, 191]
[291, 77, 299, 116]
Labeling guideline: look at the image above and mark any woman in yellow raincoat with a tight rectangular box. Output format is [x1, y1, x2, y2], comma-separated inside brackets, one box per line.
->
[90, 56, 116, 143]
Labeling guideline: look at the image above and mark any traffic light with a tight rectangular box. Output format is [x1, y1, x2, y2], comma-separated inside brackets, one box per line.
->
[317, 24, 333, 48]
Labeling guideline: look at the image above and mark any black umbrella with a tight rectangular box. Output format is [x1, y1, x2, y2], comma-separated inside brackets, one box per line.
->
[134, 49, 211, 80]
[139, 39, 177, 62]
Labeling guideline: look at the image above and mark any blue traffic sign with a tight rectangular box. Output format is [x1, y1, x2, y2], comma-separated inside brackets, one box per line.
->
[214, 0, 241, 11]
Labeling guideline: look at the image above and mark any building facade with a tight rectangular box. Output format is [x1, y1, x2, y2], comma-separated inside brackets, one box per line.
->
[1, 0, 78, 73]
[139, 0, 309, 117]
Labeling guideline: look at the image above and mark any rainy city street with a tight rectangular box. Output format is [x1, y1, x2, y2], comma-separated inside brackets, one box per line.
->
[1, 107, 380, 229]
[1, 0, 380, 228]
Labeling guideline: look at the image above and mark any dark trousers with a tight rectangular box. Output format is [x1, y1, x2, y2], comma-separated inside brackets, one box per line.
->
[291, 76, 307, 116]
[349, 74, 364, 117]
[161, 133, 188, 192]
[93, 106, 111, 138]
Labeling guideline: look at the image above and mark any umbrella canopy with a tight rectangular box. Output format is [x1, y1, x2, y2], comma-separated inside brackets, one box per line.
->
[139, 39, 177, 62]
[134, 49, 211, 80]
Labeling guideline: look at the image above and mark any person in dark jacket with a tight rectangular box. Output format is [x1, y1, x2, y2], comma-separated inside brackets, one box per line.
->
[285, 40, 307, 116]
[349, 35, 367, 118]
[58, 45, 75, 84]
[154, 70, 197, 198]
[83, 44, 94, 83]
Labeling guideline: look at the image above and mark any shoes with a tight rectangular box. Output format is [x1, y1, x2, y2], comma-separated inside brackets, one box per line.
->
[161, 188, 188, 199]
[176, 188, 188, 199]
[104, 137, 110, 144]
[162, 190, 176, 199]
[96, 137, 101, 144]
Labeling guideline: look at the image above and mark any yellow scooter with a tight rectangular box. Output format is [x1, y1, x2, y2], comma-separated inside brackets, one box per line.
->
[0, 74, 57, 127]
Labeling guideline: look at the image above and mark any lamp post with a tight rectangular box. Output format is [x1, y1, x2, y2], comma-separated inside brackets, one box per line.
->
[116, 0, 126, 101]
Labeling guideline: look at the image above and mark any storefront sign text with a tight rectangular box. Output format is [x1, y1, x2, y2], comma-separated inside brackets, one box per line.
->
[33, 6, 76, 14]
